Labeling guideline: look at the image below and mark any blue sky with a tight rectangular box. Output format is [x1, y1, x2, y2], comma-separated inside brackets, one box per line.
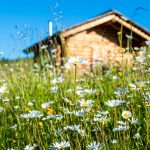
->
[0, 0, 150, 59]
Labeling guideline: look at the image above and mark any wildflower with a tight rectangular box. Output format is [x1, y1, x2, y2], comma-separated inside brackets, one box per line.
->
[94, 115, 110, 124]
[51, 86, 58, 93]
[47, 108, 54, 115]
[92, 89, 99, 94]
[137, 81, 146, 89]
[42, 114, 55, 121]
[113, 125, 130, 131]
[74, 109, 86, 116]
[63, 98, 71, 103]
[64, 63, 73, 70]
[135, 56, 144, 63]
[143, 102, 150, 107]
[78, 129, 86, 137]
[24, 144, 38, 150]
[0, 107, 4, 112]
[78, 99, 94, 108]
[41, 102, 51, 109]
[129, 82, 146, 91]
[133, 133, 141, 139]
[99, 110, 109, 115]
[145, 40, 150, 46]
[118, 71, 123, 77]
[2, 98, 10, 102]
[114, 88, 129, 96]
[132, 67, 139, 71]
[67, 57, 83, 65]
[38, 122, 43, 127]
[0, 83, 7, 95]
[64, 109, 74, 115]
[76, 89, 86, 96]
[51, 76, 63, 84]
[122, 111, 132, 119]
[144, 96, 150, 102]
[13, 105, 19, 109]
[51, 141, 70, 149]
[126, 47, 130, 51]
[105, 100, 127, 107]
[66, 89, 73, 93]
[12, 140, 16, 144]
[117, 121, 127, 126]
[94, 111, 110, 124]
[126, 34, 133, 39]
[25, 107, 30, 112]
[56, 129, 63, 136]
[64, 125, 85, 136]
[83, 89, 98, 95]
[129, 83, 137, 91]
[129, 117, 139, 124]
[113, 75, 119, 80]
[111, 139, 117, 144]
[137, 83, 142, 89]
[64, 125, 80, 131]
[55, 114, 63, 121]
[117, 31, 121, 35]
[20, 110, 43, 119]
[87, 141, 103, 150]
[134, 47, 140, 51]
[94, 111, 108, 118]
[120, 48, 126, 53]
[40, 45, 48, 50]
[10, 68, 13, 72]
[76, 79, 85, 82]
[27, 102, 34, 106]
[15, 96, 20, 100]
[10, 124, 17, 129]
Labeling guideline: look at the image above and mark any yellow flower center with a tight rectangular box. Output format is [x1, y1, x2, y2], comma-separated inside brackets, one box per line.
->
[47, 108, 54, 115]
[120, 48, 126, 53]
[144, 102, 150, 107]
[124, 113, 130, 118]
[38, 122, 43, 127]
[130, 87, 134, 91]
[137, 84, 142, 89]
[82, 103, 89, 107]
[118, 72, 123, 77]
[13, 140, 16, 143]
[25, 107, 30, 112]
[73, 61, 78, 65]
[117, 32, 121, 35]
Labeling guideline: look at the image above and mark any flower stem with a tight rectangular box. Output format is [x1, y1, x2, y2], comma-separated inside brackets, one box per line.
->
[74, 64, 77, 102]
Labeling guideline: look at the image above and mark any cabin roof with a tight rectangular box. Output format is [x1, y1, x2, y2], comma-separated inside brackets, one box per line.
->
[23, 9, 150, 53]
[63, 9, 150, 39]
[64, 9, 150, 35]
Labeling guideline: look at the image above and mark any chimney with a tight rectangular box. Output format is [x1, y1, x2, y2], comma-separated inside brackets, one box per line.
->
[49, 21, 53, 36]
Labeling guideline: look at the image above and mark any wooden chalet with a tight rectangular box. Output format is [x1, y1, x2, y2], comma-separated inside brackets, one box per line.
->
[24, 10, 150, 67]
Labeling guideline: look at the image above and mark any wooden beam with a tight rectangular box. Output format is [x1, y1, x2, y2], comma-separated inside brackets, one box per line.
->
[113, 15, 150, 40]
[63, 15, 114, 37]
[107, 22, 142, 42]
[63, 14, 150, 41]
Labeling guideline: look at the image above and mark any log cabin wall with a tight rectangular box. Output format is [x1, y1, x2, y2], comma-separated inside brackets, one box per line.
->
[65, 23, 135, 67]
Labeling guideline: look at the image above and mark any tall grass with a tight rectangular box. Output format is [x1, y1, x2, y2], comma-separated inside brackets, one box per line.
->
[0, 49, 150, 149]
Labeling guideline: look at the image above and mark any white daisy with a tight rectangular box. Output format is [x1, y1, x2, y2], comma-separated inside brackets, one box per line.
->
[122, 111, 132, 119]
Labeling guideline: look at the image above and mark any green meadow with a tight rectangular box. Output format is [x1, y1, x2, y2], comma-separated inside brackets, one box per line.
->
[0, 48, 150, 150]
